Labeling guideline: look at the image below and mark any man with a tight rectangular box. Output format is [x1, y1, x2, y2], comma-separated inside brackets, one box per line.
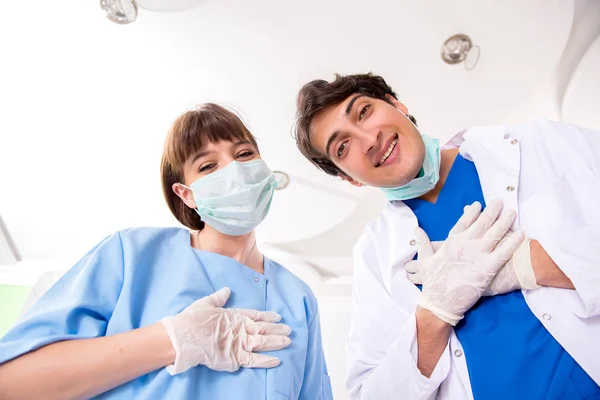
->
[293, 73, 600, 399]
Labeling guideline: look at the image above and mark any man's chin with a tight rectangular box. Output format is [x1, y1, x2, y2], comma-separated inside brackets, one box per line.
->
[378, 180, 410, 189]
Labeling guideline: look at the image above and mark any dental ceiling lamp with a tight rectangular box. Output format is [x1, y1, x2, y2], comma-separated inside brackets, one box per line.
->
[273, 171, 290, 190]
[440, 34, 481, 71]
[100, 0, 203, 24]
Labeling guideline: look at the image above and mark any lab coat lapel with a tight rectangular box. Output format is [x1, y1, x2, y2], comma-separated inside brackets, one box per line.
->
[459, 126, 521, 229]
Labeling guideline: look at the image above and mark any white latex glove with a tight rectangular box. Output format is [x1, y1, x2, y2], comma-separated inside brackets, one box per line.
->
[160, 287, 292, 375]
[405, 200, 526, 325]
[407, 233, 541, 296]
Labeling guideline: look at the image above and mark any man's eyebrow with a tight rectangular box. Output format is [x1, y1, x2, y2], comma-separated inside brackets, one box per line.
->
[324, 95, 364, 157]
[325, 132, 340, 157]
[324, 95, 365, 157]
[345, 94, 364, 115]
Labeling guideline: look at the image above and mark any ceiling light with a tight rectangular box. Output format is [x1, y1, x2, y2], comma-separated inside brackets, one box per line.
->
[441, 33, 480, 70]
[100, 0, 203, 24]
[100, 0, 138, 24]
[273, 171, 290, 190]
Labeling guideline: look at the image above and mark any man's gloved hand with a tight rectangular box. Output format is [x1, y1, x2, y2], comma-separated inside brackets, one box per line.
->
[405, 200, 526, 325]
[406, 226, 541, 296]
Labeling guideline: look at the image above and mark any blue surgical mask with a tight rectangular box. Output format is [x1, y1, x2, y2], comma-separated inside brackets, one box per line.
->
[182, 159, 277, 236]
[379, 133, 441, 201]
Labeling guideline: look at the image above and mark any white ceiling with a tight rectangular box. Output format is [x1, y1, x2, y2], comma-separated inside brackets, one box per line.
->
[2, 0, 597, 285]
[563, 35, 600, 130]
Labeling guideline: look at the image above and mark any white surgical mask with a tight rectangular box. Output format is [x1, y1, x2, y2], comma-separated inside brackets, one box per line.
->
[182, 159, 277, 236]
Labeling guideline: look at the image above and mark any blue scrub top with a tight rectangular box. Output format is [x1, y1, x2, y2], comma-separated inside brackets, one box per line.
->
[404, 153, 600, 400]
[0, 227, 333, 400]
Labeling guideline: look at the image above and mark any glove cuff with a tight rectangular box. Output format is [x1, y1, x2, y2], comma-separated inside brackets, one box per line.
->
[160, 317, 192, 375]
[418, 299, 462, 326]
[513, 238, 541, 290]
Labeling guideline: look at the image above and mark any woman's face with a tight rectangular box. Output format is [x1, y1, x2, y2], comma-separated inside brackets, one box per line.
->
[173, 139, 260, 209]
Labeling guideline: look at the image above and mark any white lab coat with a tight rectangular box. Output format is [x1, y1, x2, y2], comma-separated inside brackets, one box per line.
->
[347, 119, 600, 400]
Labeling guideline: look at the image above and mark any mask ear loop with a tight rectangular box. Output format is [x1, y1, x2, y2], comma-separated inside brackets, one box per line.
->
[177, 183, 200, 214]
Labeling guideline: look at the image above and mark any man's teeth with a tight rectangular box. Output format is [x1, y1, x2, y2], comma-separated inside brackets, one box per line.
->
[378, 138, 398, 166]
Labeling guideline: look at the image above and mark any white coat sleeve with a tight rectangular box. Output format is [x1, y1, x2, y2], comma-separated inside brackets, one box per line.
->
[534, 121, 600, 318]
[346, 234, 451, 400]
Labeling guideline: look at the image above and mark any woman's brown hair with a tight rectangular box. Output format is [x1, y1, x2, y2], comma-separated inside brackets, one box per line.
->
[160, 103, 259, 230]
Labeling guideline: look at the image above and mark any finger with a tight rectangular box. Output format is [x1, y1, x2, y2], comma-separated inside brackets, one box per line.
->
[239, 353, 281, 369]
[479, 210, 517, 252]
[198, 287, 231, 308]
[492, 230, 526, 266]
[466, 199, 503, 239]
[404, 260, 420, 274]
[448, 202, 482, 236]
[415, 228, 435, 260]
[246, 321, 292, 336]
[237, 308, 282, 323]
[407, 271, 423, 285]
[246, 334, 292, 352]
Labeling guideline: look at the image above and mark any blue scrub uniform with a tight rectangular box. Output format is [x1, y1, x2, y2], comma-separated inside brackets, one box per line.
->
[404, 153, 600, 400]
[0, 227, 333, 400]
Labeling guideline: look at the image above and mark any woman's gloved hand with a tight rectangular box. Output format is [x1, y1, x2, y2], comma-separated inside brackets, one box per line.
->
[160, 287, 292, 375]
[405, 200, 526, 325]
[406, 222, 541, 296]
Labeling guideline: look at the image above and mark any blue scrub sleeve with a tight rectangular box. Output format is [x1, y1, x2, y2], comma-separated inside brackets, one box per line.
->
[298, 305, 334, 400]
[0, 232, 125, 364]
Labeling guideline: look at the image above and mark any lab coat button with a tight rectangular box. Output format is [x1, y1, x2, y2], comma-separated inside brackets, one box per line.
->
[409, 239, 417, 246]
[254, 277, 260, 283]
[543, 313, 552, 321]
[511, 139, 519, 145]
[454, 349, 463, 357]
[506, 185, 515, 192]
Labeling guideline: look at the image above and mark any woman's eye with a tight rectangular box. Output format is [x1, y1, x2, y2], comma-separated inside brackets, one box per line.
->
[337, 141, 348, 159]
[199, 163, 216, 172]
[359, 104, 371, 120]
[237, 150, 255, 158]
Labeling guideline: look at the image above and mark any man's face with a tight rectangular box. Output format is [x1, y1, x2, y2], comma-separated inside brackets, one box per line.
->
[310, 94, 426, 187]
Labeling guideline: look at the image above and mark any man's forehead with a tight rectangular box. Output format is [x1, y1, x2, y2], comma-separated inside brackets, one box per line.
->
[310, 106, 339, 152]
[311, 96, 358, 143]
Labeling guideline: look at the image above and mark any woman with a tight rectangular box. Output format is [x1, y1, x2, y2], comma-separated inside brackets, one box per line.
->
[0, 103, 333, 400]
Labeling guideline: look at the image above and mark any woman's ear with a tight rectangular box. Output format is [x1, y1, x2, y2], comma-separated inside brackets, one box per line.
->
[172, 183, 197, 209]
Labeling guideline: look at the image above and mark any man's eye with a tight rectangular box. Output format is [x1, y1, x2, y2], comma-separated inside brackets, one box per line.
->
[337, 141, 348, 158]
[359, 104, 371, 120]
